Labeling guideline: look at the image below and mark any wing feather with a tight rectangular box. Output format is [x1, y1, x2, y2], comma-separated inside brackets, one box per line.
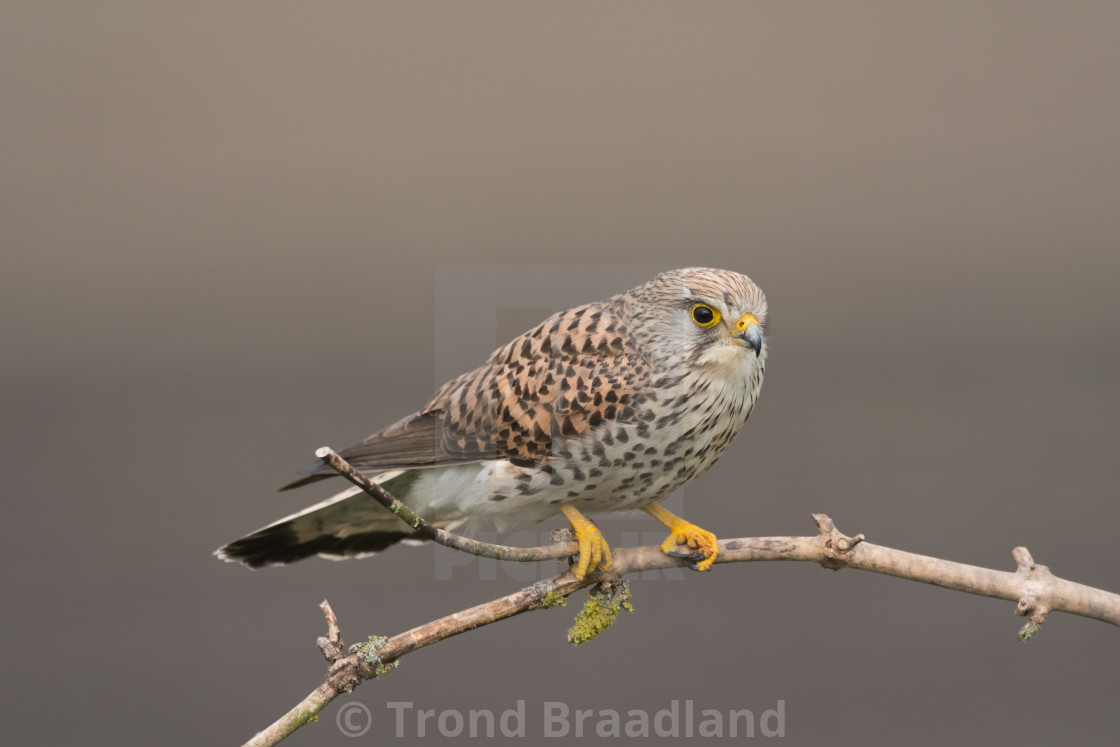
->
[279, 300, 649, 490]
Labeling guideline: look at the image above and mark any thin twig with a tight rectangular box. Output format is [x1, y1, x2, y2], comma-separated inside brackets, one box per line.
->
[316, 447, 578, 562]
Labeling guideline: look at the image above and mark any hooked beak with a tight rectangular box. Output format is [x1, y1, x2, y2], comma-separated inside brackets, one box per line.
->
[732, 313, 763, 356]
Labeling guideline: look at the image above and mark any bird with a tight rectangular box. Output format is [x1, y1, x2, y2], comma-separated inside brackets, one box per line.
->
[217, 267, 767, 580]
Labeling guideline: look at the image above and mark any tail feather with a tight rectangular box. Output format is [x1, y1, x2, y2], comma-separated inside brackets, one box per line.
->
[217, 476, 426, 568]
[217, 523, 415, 568]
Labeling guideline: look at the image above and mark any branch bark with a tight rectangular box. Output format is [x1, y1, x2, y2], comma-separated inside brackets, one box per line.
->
[238, 453, 1120, 747]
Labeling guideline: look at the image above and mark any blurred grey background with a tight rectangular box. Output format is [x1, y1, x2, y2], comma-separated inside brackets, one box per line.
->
[3, 2, 1119, 745]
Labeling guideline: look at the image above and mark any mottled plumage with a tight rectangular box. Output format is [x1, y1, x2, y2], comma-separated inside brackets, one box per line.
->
[218, 268, 767, 573]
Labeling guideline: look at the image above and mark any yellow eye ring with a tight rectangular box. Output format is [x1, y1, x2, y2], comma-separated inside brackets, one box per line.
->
[690, 303, 721, 329]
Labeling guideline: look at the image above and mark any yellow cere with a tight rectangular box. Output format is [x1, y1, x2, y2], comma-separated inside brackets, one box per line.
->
[733, 313, 758, 334]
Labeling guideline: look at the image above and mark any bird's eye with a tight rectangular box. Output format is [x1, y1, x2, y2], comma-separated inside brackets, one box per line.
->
[690, 304, 721, 329]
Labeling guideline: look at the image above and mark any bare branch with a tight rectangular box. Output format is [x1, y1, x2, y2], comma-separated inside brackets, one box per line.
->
[237, 452, 1120, 746]
[241, 517, 1120, 746]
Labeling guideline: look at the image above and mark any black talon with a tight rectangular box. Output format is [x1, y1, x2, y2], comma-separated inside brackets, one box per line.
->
[666, 549, 706, 562]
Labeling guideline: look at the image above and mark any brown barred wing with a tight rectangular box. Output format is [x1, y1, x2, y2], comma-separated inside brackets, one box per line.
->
[278, 301, 649, 490]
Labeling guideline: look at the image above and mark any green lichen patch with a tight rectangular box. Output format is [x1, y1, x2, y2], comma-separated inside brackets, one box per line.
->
[349, 634, 400, 677]
[567, 581, 634, 646]
[1018, 622, 1041, 642]
[539, 590, 569, 609]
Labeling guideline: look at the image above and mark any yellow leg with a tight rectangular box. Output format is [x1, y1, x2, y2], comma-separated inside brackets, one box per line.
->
[642, 504, 719, 571]
[559, 503, 613, 580]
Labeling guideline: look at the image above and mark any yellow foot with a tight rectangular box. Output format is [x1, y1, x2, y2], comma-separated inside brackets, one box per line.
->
[559, 504, 613, 580]
[642, 504, 719, 571]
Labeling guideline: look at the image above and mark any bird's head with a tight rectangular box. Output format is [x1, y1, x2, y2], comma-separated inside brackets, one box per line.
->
[626, 267, 768, 374]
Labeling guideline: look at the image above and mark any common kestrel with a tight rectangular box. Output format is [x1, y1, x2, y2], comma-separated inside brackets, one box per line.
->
[218, 267, 767, 579]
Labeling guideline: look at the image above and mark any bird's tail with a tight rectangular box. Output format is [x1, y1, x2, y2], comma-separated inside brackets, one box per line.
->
[216, 471, 454, 568]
